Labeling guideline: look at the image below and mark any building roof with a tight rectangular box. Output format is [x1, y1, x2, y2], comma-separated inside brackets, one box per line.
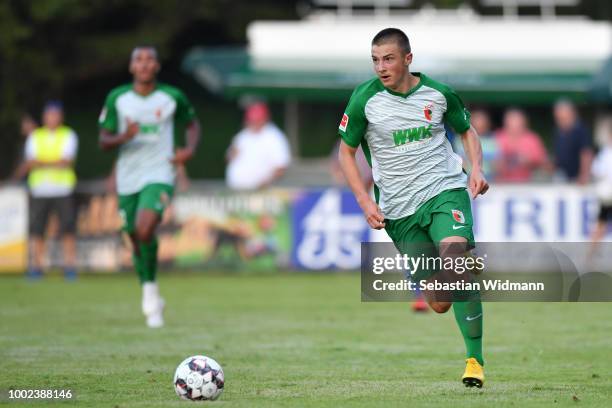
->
[183, 14, 612, 104]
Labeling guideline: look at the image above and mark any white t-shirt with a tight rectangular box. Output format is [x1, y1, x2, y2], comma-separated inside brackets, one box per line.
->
[25, 129, 78, 197]
[592, 146, 612, 204]
[226, 123, 291, 190]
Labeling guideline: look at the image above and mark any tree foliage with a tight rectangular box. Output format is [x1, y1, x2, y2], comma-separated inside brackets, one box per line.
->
[0, 0, 296, 176]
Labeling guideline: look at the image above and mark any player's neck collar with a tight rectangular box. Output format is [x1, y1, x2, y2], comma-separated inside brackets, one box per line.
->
[132, 82, 158, 97]
[384, 73, 424, 98]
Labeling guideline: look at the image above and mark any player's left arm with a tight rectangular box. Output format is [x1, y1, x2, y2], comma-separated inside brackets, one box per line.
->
[459, 126, 489, 198]
[443, 86, 489, 198]
[171, 119, 201, 165]
[171, 89, 201, 165]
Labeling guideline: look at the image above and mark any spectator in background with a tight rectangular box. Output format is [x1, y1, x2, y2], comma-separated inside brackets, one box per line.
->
[10, 114, 40, 180]
[21, 114, 38, 138]
[12, 101, 79, 280]
[495, 108, 550, 183]
[226, 102, 291, 190]
[589, 117, 612, 255]
[453, 108, 499, 181]
[553, 99, 593, 184]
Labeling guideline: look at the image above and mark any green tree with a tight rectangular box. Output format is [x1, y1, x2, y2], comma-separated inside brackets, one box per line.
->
[0, 0, 297, 177]
[0, 0, 202, 175]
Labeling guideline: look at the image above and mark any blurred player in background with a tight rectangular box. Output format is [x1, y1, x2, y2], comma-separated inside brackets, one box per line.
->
[12, 102, 78, 280]
[338, 28, 488, 387]
[225, 102, 291, 190]
[99, 46, 200, 328]
[105, 161, 191, 195]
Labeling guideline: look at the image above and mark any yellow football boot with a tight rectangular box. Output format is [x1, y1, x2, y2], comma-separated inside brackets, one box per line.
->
[462, 358, 484, 388]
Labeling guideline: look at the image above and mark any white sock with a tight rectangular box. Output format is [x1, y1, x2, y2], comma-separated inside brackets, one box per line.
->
[143, 281, 159, 298]
[142, 282, 160, 315]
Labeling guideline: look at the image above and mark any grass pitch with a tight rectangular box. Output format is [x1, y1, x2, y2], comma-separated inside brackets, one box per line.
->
[1, 272, 611, 407]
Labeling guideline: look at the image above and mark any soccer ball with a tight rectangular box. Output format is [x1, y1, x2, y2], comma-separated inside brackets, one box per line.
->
[173, 355, 225, 401]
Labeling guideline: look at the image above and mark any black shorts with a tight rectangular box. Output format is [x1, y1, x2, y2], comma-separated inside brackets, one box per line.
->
[29, 195, 76, 236]
[598, 204, 612, 222]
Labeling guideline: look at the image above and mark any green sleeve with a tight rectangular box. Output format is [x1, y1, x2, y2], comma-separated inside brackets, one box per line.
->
[174, 89, 197, 124]
[338, 89, 367, 148]
[158, 84, 197, 125]
[443, 87, 471, 134]
[98, 91, 119, 133]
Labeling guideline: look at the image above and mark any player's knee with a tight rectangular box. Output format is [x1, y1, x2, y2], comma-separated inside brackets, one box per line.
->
[429, 301, 451, 314]
[438, 241, 467, 259]
[135, 225, 153, 243]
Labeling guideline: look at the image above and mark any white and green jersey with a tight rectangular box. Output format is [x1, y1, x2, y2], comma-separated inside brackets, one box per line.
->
[339, 73, 471, 220]
[99, 83, 196, 195]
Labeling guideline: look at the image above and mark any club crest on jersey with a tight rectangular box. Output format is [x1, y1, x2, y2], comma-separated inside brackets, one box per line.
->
[339, 113, 349, 132]
[424, 103, 433, 121]
[452, 209, 465, 224]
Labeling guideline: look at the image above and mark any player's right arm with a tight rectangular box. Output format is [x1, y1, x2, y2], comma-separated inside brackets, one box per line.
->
[338, 141, 385, 229]
[98, 88, 138, 150]
[99, 120, 138, 151]
[337, 90, 385, 230]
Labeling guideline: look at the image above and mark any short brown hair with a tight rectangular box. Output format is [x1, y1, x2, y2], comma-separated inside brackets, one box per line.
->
[372, 28, 411, 54]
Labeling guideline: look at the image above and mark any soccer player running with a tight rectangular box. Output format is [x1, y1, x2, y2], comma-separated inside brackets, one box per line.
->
[338, 28, 489, 387]
[99, 47, 200, 328]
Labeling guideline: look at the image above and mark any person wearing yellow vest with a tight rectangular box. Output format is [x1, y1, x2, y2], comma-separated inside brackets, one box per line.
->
[22, 101, 78, 280]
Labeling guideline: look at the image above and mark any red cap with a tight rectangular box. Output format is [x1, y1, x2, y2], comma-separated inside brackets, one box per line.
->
[245, 102, 269, 124]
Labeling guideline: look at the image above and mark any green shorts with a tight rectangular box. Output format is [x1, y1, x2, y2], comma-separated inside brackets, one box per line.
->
[118, 183, 174, 234]
[384, 188, 475, 281]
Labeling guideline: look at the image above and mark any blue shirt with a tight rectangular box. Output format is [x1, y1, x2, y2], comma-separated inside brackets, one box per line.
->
[554, 122, 591, 180]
